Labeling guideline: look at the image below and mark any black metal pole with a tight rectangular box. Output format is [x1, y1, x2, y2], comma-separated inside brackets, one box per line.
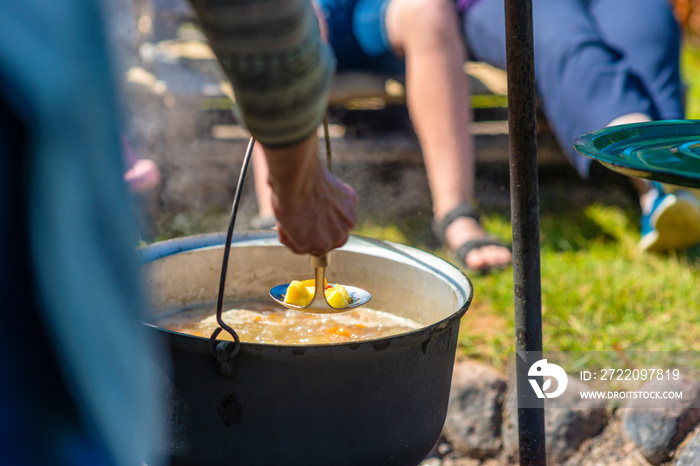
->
[504, 0, 546, 464]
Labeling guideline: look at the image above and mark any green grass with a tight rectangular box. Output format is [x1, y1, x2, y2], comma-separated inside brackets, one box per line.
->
[354, 202, 700, 373]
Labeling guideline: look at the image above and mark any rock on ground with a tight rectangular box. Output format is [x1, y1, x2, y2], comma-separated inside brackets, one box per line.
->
[442, 360, 507, 459]
[501, 376, 608, 464]
[562, 411, 650, 466]
[674, 427, 700, 465]
[621, 375, 700, 465]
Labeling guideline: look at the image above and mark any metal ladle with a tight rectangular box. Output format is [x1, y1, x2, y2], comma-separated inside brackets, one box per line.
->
[269, 116, 371, 313]
[269, 253, 371, 313]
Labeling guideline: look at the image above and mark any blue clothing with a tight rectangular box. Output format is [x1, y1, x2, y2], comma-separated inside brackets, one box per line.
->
[456, 0, 484, 10]
[0, 1, 165, 465]
[462, 0, 684, 177]
[316, 0, 405, 75]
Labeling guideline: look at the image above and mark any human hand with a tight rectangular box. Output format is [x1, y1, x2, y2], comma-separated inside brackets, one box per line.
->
[273, 166, 357, 256]
[263, 135, 357, 256]
[124, 158, 161, 193]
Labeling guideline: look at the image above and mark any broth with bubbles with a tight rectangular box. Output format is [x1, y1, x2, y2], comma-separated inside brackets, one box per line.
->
[153, 299, 424, 345]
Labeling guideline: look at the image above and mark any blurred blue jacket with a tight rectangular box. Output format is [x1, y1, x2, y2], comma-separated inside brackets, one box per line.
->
[0, 1, 166, 465]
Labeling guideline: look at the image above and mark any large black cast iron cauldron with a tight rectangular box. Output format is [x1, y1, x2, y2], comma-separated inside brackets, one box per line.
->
[140, 231, 473, 466]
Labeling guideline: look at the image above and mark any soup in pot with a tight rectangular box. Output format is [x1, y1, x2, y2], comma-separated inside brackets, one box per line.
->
[153, 299, 424, 345]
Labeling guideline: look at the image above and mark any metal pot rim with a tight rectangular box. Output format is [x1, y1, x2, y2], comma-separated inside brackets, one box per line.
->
[140, 232, 473, 355]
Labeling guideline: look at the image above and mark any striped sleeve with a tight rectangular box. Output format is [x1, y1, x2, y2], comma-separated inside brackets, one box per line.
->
[188, 0, 335, 147]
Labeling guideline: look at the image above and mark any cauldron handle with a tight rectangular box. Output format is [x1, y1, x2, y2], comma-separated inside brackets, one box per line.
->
[210, 328, 240, 378]
[207, 137, 255, 374]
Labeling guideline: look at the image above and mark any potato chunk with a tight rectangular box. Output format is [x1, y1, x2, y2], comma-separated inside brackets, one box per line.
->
[283, 280, 312, 307]
[324, 284, 351, 308]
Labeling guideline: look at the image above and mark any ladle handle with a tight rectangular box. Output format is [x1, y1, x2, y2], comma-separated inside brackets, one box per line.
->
[311, 253, 329, 302]
[310, 253, 329, 269]
[309, 115, 332, 304]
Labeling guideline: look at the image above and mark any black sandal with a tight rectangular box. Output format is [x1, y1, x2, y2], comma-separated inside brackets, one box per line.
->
[432, 203, 511, 275]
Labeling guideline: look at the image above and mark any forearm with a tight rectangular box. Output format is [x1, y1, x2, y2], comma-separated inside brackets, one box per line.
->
[188, 0, 335, 147]
[263, 132, 321, 204]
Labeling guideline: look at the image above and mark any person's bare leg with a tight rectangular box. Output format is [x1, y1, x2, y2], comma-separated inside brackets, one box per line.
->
[385, 0, 511, 271]
[252, 143, 276, 222]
